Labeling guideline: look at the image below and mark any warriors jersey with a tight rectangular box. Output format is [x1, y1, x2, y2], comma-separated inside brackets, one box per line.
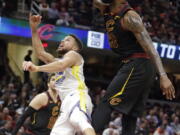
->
[54, 58, 88, 101]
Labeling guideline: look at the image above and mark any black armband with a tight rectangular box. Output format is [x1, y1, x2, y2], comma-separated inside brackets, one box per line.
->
[11, 106, 37, 135]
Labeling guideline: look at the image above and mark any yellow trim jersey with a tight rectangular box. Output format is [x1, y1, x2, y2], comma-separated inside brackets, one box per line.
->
[54, 59, 88, 105]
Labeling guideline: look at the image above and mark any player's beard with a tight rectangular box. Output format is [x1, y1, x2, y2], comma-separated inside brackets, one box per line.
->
[56, 49, 68, 58]
[52, 88, 56, 92]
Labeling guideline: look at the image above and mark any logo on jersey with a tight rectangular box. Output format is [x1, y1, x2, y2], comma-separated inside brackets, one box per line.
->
[47, 105, 60, 129]
[55, 72, 66, 84]
[110, 97, 122, 105]
[105, 19, 118, 48]
[106, 19, 115, 32]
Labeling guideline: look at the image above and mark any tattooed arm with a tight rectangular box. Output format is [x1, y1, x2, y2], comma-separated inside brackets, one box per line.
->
[122, 11, 166, 75]
[122, 10, 175, 100]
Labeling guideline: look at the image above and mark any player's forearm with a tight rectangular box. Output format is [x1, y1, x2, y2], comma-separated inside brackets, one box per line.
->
[37, 61, 64, 73]
[148, 50, 166, 76]
[12, 107, 36, 135]
[31, 29, 45, 56]
[136, 30, 166, 76]
[31, 29, 55, 63]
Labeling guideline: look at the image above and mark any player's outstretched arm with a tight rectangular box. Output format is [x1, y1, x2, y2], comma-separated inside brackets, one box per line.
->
[29, 14, 56, 64]
[29, 93, 48, 110]
[22, 51, 81, 73]
[11, 106, 37, 135]
[122, 11, 175, 100]
[11, 93, 48, 135]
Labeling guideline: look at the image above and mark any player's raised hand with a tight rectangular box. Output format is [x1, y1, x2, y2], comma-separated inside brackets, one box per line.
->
[22, 61, 38, 72]
[160, 75, 175, 100]
[29, 13, 42, 31]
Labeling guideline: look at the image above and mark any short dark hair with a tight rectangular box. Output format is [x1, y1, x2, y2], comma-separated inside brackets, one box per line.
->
[47, 73, 55, 83]
[68, 34, 83, 52]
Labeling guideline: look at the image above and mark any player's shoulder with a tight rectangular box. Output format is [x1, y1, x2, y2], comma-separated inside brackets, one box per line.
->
[29, 92, 49, 109]
[123, 10, 142, 23]
[66, 50, 84, 66]
[31, 92, 48, 104]
[65, 50, 82, 59]
[36, 92, 48, 98]
[124, 10, 140, 18]
[66, 50, 80, 55]
[123, 10, 144, 32]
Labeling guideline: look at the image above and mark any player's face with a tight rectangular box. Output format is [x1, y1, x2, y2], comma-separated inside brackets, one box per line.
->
[48, 76, 56, 90]
[57, 36, 76, 54]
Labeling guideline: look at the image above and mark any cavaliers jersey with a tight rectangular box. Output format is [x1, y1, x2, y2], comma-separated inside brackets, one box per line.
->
[28, 91, 61, 135]
[54, 58, 88, 101]
[103, 3, 145, 59]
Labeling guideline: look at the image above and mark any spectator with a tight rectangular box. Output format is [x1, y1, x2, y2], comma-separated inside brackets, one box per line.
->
[102, 122, 120, 135]
[2, 107, 12, 121]
[6, 91, 20, 111]
[67, 0, 77, 16]
[0, 121, 12, 135]
[56, 7, 71, 26]
[161, 119, 174, 135]
[136, 119, 149, 135]
[47, 2, 59, 24]
[39, 0, 49, 20]
[112, 113, 122, 130]
[153, 125, 169, 135]
[56, 0, 68, 12]
[171, 116, 180, 134]
[146, 108, 159, 126]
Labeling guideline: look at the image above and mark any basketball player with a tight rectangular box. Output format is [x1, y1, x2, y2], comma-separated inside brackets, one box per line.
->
[92, 0, 175, 135]
[12, 73, 61, 135]
[22, 14, 96, 135]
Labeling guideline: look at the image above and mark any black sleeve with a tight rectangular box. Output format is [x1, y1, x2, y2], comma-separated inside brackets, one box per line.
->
[11, 106, 37, 135]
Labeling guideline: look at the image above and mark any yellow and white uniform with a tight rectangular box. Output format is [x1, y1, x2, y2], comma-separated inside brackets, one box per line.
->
[50, 58, 93, 135]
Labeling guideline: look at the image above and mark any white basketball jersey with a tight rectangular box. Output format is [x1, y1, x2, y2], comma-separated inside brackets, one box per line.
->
[54, 59, 88, 101]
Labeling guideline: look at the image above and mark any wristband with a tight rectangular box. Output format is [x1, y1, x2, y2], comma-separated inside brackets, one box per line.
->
[160, 72, 166, 76]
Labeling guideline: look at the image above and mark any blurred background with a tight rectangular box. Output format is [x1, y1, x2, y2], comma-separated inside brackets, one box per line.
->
[0, 0, 180, 135]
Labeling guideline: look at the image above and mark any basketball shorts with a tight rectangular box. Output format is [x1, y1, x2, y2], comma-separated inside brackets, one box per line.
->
[92, 58, 155, 132]
[50, 91, 93, 135]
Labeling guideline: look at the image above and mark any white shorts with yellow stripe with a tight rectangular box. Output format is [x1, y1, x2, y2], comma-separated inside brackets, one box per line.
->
[50, 91, 93, 135]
